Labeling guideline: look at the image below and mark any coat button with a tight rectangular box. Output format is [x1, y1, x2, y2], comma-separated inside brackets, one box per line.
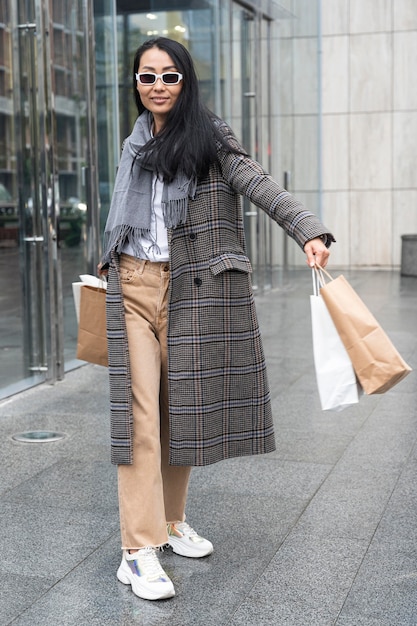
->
[194, 277, 202, 286]
[189, 232, 197, 241]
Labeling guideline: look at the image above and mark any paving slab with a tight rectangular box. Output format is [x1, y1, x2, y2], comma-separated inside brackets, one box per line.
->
[0, 270, 416, 625]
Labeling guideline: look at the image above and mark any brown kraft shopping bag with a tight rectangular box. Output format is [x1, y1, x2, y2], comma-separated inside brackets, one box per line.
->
[77, 284, 108, 367]
[318, 271, 412, 394]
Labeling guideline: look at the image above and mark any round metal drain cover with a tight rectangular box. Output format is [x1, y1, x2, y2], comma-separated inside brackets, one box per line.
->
[12, 430, 66, 443]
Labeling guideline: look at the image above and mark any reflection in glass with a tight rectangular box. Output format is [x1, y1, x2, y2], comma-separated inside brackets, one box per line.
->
[0, 0, 95, 396]
[51, 1, 93, 368]
[0, 0, 25, 391]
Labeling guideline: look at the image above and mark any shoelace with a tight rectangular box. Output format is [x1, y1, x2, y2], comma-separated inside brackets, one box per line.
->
[135, 547, 167, 582]
[175, 521, 200, 540]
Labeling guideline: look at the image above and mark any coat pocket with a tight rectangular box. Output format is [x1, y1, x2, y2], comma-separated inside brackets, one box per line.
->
[209, 253, 253, 275]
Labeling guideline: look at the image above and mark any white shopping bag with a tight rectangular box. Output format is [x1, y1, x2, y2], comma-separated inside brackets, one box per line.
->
[72, 274, 107, 323]
[310, 268, 360, 411]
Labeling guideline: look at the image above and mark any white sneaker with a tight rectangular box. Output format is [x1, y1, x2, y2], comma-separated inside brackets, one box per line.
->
[167, 521, 214, 558]
[117, 547, 175, 600]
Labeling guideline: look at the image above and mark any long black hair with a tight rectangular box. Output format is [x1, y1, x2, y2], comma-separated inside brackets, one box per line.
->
[132, 37, 241, 181]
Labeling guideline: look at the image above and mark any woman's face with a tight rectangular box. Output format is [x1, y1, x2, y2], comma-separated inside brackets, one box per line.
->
[136, 47, 183, 133]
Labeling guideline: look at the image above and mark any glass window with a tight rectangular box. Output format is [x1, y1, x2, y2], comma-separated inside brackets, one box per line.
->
[94, 0, 120, 228]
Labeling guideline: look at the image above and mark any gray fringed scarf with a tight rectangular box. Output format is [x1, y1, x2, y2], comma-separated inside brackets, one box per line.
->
[102, 110, 196, 264]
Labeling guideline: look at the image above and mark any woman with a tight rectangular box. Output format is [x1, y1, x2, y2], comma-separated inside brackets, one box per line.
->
[99, 37, 334, 601]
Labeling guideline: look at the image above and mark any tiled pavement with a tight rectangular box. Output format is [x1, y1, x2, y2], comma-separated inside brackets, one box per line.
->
[1, 269, 416, 625]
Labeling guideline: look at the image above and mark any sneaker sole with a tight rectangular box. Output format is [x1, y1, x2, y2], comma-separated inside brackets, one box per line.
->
[168, 537, 214, 558]
[117, 566, 175, 601]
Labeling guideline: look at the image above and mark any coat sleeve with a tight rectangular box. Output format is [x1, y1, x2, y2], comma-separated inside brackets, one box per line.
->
[215, 123, 335, 250]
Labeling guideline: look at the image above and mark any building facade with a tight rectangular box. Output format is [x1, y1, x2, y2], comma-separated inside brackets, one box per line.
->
[319, 0, 417, 268]
[2, 1, 415, 399]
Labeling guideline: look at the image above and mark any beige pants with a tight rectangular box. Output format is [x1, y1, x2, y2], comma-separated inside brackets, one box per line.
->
[117, 254, 191, 550]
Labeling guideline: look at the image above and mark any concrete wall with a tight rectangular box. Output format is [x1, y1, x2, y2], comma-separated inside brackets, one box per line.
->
[320, 0, 417, 268]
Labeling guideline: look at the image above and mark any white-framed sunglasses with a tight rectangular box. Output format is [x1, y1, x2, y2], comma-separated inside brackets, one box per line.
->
[135, 72, 183, 85]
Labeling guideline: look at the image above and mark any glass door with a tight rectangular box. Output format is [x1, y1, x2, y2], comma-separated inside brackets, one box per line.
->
[51, 0, 100, 368]
[0, 0, 98, 397]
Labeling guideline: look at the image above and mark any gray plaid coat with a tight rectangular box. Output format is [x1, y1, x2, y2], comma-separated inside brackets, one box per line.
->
[106, 123, 333, 466]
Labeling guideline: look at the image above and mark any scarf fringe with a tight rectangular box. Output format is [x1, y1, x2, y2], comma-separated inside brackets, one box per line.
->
[162, 197, 189, 229]
[102, 224, 160, 263]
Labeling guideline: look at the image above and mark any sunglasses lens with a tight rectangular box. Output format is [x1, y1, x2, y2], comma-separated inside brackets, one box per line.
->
[137, 72, 182, 85]
[139, 74, 155, 84]
[163, 73, 179, 84]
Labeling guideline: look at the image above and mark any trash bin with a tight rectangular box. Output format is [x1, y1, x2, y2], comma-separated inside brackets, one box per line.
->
[401, 234, 417, 277]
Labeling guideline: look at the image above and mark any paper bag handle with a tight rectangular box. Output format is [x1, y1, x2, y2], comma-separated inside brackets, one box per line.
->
[312, 264, 330, 295]
[313, 264, 334, 289]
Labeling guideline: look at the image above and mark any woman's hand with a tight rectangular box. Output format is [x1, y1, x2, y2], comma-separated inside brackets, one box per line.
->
[304, 237, 330, 269]
[97, 262, 109, 278]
